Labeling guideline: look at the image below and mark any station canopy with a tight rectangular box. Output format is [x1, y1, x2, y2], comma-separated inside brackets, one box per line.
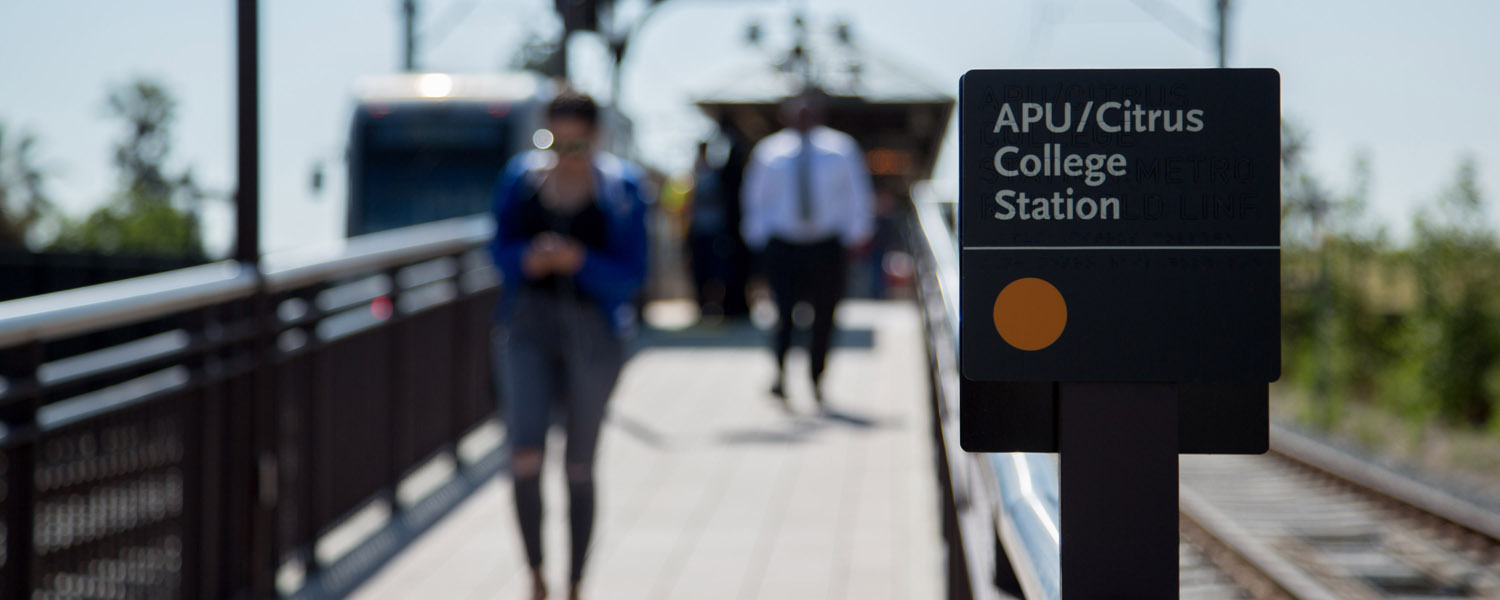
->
[691, 38, 954, 187]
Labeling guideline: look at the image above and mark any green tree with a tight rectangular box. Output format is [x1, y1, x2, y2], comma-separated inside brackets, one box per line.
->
[1320, 152, 1400, 402]
[1280, 119, 1323, 249]
[1279, 120, 1340, 401]
[0, 122, 53, 251]
[50, 79, 205, 257]
[1279, 124, 1402, 427]
[1407, 157, 1499, 426]
[511, 29, 565, 78]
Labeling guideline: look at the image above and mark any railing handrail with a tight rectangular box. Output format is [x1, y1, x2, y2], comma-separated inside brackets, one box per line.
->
[988, 453, 1061, 599]
[263, 214, 493, 293]
[911, 182, 1062, 600]
[0, 214, 496, 349]
[911, 182, 961, 331]
[0, 261, 258, 348]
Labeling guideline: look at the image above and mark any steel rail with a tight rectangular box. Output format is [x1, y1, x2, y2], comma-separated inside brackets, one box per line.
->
[1268, 423, 1500, 546]
[1177, 484, 1344, 599]
[1177, 425, 1500, 599]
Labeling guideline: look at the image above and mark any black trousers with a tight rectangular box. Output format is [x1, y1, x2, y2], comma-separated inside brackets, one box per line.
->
[764, 237, 847, 383]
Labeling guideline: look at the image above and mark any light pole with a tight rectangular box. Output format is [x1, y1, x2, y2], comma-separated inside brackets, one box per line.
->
[403, 0, 418, 71]
[602, 0, 670, 106]
[237, 0, 259, 266]
[1215, 0, 1230, 68]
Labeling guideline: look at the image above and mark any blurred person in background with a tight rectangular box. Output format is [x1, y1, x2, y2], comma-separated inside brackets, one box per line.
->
[714, 114, 755, 319]
[741, 88, 874, 408]
[489, 91, 648, 600]
[687, 141, 731, 318]
[864, 188, 902, 298]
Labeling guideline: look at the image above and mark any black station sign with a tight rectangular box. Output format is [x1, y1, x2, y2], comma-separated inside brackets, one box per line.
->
[959, 69, 1280, 382]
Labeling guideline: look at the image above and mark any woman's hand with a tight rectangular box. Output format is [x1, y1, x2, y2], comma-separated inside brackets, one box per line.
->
[550, 237, 586, 275]
[522, 233, 586, 278]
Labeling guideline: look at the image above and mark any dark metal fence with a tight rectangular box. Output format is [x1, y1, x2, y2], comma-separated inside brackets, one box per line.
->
[0, 216, 499, 599]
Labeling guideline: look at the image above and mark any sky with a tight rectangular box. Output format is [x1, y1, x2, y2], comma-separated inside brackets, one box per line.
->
[1, 0, 1497, 256]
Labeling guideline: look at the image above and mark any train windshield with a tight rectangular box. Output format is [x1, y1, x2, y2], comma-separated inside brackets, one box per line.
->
[348, 101, 525, 236]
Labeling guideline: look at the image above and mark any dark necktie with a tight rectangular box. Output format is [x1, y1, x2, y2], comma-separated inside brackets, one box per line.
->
[797, 131, 814, 222]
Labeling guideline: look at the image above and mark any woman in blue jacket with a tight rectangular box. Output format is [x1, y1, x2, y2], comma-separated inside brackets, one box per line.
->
[490, 91, 647, 600]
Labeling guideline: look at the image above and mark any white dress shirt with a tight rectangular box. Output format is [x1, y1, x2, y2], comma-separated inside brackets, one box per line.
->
[740, 125, 875, 250]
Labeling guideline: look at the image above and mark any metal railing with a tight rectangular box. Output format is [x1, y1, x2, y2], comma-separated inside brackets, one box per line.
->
[0, 215, 500, 599]
[908, 182, 1061, 600]
[3, 185, 1064, 599]
[0, 252, 208, 303]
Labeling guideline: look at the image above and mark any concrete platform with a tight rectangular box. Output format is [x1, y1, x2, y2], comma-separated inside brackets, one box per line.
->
[349, 301, 944, 599]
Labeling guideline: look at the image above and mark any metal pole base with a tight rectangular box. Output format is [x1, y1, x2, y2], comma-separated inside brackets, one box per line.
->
[1060, 382, 1179, 598]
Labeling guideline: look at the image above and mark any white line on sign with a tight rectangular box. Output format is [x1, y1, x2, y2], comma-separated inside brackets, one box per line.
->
[963, 246, 1280, 251]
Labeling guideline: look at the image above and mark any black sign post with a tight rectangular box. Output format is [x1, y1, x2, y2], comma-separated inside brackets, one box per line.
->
[958, 69, 1279, 597]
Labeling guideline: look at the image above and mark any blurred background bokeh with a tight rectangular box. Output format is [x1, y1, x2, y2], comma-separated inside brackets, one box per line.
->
[4, 1, 1500, 597]
[5, 0, 1500, 494]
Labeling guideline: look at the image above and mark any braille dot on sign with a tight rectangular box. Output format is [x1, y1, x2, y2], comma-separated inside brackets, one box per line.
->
[993, 277, 1067, 351]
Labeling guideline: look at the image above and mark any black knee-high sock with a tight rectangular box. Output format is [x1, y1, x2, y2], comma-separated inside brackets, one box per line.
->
[568, 479, 596, 582]
[514, 473, 543, 568]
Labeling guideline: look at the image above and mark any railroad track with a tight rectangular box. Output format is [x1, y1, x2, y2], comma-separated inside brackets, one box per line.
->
[1180, 538, 1254, 599]
[1178, 424, 1500, 599]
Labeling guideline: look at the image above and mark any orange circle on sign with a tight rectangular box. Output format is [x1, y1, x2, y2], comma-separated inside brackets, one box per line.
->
[993, 278, 1067, 351]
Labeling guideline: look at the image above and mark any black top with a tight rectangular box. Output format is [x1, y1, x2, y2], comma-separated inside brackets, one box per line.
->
[505, 182, 610, 294]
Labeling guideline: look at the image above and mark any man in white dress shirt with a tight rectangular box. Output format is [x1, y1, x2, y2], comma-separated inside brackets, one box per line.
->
[741, 88, 875, 405]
